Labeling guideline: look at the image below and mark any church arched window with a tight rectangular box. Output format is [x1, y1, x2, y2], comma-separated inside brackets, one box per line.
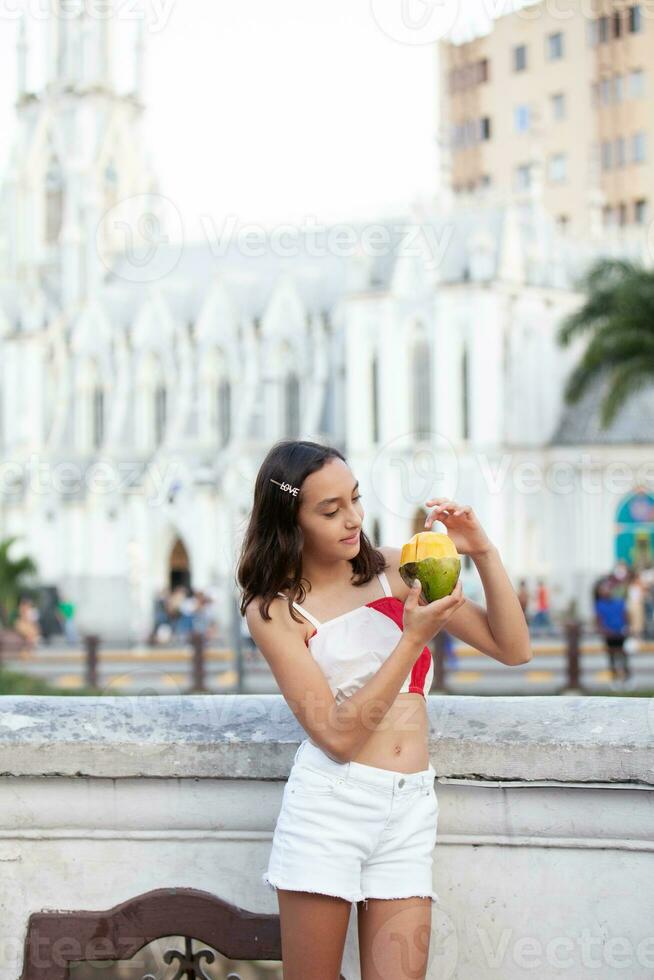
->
[411, 332, 432, 440]
[104, 159, 118, 214]
[462, 345, 470, 440]
[92, 385, 104, 449]
[215, 377, 231, 447]
[371, 353, 380, 443]
[45, 157, 64, 245]
[154, 383, 167, 447]
[284, 371, 300, 438]
[43, 348, 58, 443]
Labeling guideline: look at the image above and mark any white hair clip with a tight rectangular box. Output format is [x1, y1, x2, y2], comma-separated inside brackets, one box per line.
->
[270, 478, 300, 496]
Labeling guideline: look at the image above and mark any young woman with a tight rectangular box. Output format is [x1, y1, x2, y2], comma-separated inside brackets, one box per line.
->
[238, 439, 531, 980]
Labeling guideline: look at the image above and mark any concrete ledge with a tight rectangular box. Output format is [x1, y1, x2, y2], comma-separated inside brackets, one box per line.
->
[0, 694, 651, 785]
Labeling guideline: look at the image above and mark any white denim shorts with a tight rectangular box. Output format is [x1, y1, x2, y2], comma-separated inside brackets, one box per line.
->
[262, 738, 440, 907]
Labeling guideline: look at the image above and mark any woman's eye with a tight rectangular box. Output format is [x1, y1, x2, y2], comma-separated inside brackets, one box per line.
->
[325, 494, 363, 518]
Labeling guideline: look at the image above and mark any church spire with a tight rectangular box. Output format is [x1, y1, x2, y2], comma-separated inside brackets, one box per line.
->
[48, 0, 113, 92]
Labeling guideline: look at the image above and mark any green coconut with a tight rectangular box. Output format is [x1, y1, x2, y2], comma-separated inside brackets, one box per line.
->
[399, 531, 461, 603]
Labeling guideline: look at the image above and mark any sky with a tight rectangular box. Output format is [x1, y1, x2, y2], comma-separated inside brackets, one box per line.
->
[0, 0, 532, 233]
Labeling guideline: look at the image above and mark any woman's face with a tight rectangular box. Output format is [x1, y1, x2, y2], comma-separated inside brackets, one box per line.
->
[297, 458, 364, 558]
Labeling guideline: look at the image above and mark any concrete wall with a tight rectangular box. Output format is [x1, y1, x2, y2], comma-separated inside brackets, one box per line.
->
[0, 693, 652, 979]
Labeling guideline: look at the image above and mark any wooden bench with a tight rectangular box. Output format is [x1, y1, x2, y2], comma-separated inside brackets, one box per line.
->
[19, 886, 347, 979]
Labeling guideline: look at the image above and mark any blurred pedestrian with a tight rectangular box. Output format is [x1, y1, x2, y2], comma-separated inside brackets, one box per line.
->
[594, 578, 631, 688]
[626, 568, 646, 640]
[640, 563, 654, 637]
[531, 578, 552, 634]
[517, 578, 531, 625]
[13, 595, 40, 658]
[57, 595, 78, 646]
[177, 589, 198, 637]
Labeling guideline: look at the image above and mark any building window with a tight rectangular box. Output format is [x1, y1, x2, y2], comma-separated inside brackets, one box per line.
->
[45, 158, 64, 245]
[615, 136, 626, 166]
[634, 199, 648, 223]
[411, 336, 432, 441]
[547, 32, 564, 59]
[478, 58, 489, 83]
[284, 372, 300, 438]
[603, 205, 615, 226]
[618, 202, 628, 226]
[514, 104, 530, 132]
[479, 116, 491, 140]
[628, 5, 642, 32]
[632, 130, 647, 163]
[613, 74, 624, 102]
[371, 354, 379, 444]
[479, 174, 492, 188]
[216, 378, 231, 446]
[154, 384, 167, 447]
[613, 10, 623, 37]
[92, 386, 104, 450]
[598, 15, 609, 42]
[515, 163, 532, 190]
[461, 346, 470, 440]
[548, 153, 567, 183]
[628, 68, 645, 98]
[513, 44, 527, 72]
[551, 92, 566, 120]
[601, 140, 613, 170]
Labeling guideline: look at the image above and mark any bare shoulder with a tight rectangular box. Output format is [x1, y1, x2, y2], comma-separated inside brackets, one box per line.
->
[378, 545, 411, 602]
[245, 593, 313, 646]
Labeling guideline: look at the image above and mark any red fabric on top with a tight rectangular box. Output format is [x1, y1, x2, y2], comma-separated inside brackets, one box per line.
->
[367, 597, 433, 696]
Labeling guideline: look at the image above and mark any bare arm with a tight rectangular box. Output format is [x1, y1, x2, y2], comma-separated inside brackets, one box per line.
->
[447, 546, 533, 665]
[380, 545, 532, 666]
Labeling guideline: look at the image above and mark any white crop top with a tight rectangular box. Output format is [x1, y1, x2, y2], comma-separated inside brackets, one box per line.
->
[277, 570, 434, 705]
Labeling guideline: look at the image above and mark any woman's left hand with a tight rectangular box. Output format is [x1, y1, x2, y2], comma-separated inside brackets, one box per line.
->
[423, 497, 494, 558]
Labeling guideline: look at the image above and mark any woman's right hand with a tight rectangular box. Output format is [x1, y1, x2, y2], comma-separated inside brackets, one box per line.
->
[402, 577, 465, 647]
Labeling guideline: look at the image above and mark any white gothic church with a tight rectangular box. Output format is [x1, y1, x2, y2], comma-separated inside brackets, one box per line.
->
[1, 4, 653, 641]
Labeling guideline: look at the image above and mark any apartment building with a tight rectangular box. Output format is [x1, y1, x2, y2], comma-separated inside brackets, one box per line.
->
[439, 2, 652, 237]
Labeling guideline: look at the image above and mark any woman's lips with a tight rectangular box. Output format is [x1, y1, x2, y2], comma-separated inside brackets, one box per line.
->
[341, 532, 360, 544]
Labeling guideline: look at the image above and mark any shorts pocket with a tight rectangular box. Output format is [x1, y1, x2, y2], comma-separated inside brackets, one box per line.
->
[287, 766, 338, 798]
[423, 784, 438, 815]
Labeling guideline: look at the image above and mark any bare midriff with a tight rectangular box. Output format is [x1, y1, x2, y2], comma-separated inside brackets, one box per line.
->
[348, 692, 431, 772]
[309, 691, 430, 773]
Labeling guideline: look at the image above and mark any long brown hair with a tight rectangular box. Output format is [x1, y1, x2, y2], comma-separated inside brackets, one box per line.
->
[236, 439, 387, 625]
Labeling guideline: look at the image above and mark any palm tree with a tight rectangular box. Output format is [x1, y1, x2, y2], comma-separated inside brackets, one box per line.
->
[0, 536, 38, 627]
[556, 257, 654, 429]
